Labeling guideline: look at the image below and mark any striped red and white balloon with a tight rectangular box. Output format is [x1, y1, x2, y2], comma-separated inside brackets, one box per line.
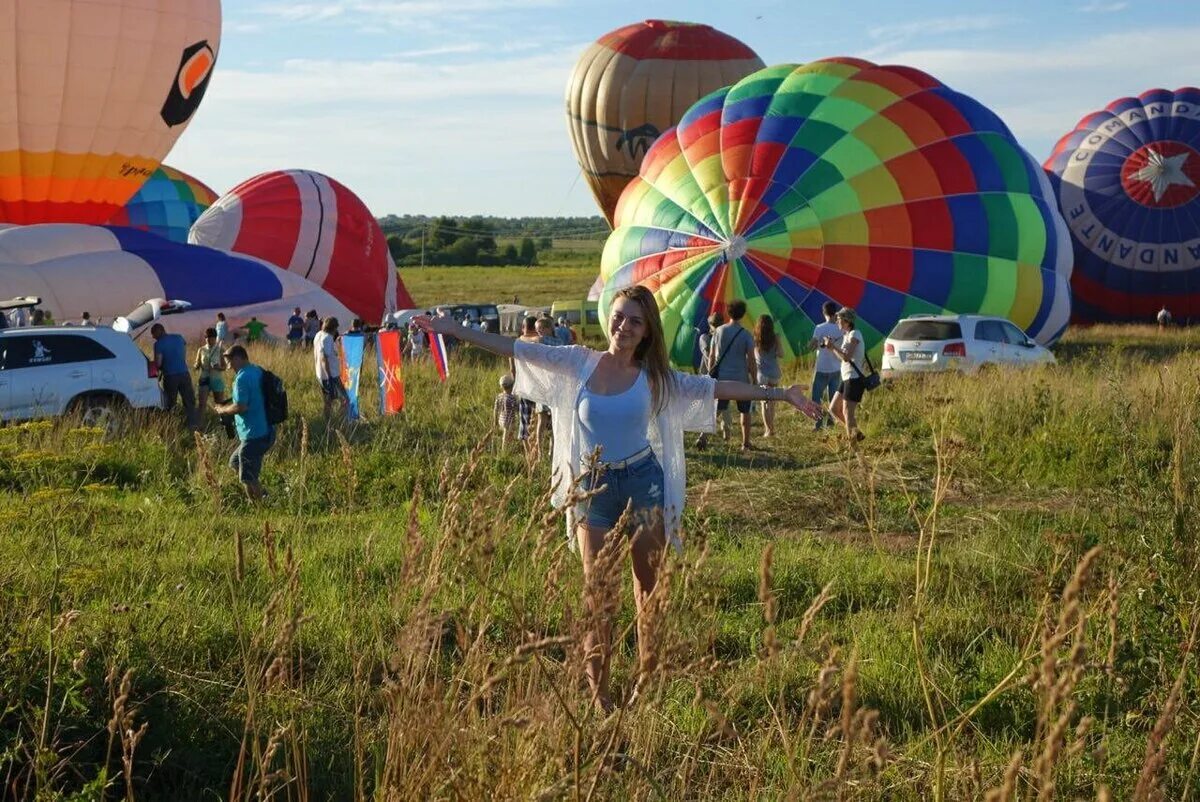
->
[189, 170, 413, 322]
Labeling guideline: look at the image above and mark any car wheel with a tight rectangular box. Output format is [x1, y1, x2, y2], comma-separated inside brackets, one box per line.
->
[69, 395, 127, 436]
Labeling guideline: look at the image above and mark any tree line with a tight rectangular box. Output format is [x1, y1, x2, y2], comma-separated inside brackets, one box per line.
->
[379, 215, 608, 267]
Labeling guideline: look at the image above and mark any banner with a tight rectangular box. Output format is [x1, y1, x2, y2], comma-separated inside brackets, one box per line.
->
[376, 329, 405, 414]
[340, 333, 365, 421]
[431, 332, 450, 382]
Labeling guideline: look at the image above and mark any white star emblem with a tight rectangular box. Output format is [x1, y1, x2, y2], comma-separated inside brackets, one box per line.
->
[1131, 149, 1195, 202]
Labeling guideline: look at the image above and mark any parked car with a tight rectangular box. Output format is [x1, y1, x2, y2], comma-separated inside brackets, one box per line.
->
[0, 325, 162, 428]
[880, 314, 1054, 378]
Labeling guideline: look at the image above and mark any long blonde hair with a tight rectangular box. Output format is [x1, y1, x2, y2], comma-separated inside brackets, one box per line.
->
[614, 285, 675, 413]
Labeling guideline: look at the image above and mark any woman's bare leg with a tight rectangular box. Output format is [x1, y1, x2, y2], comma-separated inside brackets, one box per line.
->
[761, 381, 777, 437]
[576, 523, 615, 712]
[845, 399, 859, 438]
[830, 392, 846, 427]
[629, 519, 666, 685]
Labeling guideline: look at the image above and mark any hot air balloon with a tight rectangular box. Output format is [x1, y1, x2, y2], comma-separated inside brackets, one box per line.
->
[1045, 88, 1200, 324]
[0, 0, 222, 226]
[189, 170, 413, 323]
[597, 59, 1073, 367]
[0, 224, 351, 339]
[107, 165, 219, 244]
[566, 20, 764, 227]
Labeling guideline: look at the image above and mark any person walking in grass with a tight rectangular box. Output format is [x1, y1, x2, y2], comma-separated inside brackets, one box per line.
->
[416, 285, 815, 713]
[697, 311, 723, 375]
[807, 301, 842, 430]
[215, 312, 230, 347]
[697, 299, 756, 451]
[754, 315, 784, 438]
[513, 315, 541, 448]
[494, 374, 519, 446]
[304, 310, 320, 347]
[215, 345, 274, 502]
[286, 307, 305, 348]
[822, 306, 867, 442]
[194, 327, 228, 412]
[151, 323, 198, 431]
[314, 316, 349, 420]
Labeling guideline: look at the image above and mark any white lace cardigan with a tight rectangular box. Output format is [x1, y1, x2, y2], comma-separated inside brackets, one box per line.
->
[512, 339, 717, 550]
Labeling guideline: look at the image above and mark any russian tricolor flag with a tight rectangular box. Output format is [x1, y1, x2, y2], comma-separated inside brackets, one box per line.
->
[430, 332, 450, 382]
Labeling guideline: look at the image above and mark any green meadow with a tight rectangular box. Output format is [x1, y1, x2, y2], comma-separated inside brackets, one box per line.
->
[2, 265, 1198, 800]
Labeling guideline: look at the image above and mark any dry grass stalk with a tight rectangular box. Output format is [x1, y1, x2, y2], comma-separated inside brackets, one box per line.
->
[106, 668, 148, 802]
[1133, 611, 1200, 802]
[193, 430, 221, 510]
[758, 543, 779, 659]
[1031, 545, 1102, 802]
[983, 751, 1023, 802]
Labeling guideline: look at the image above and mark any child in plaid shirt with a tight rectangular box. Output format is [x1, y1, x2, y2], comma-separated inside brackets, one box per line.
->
[494, 374, 519, 445]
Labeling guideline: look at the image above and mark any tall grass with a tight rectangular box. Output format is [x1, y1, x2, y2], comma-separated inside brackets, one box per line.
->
[0, 324, 1198, 799]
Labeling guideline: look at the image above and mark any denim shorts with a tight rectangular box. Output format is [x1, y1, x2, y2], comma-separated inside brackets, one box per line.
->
[574, 451, 665, 530]
[230, 428, 276, 484]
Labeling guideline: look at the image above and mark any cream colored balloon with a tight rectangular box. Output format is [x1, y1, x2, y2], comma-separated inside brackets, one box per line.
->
[566, 20, 763, 227]
[0, 0, 222, 225]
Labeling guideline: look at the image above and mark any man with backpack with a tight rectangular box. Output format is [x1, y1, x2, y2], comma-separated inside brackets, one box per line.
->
[215, 345, 285, 502]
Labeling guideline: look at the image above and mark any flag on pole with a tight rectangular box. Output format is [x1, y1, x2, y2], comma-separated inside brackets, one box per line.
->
[340, 333, 366, 420]
[430, 332, 450, 382]
[376, 329, 405, 414]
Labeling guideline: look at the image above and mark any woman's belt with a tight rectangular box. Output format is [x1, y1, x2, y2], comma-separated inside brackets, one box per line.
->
[583, 444, 653, 470]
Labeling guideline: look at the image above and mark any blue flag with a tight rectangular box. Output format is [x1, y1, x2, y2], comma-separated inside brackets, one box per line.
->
[340, 333, 366, 421]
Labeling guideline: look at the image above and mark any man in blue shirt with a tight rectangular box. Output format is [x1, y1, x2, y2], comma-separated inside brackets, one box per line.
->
[151, 323, 198, 430]
[215, 345, 274, 501]
[286, 307, 304, 348]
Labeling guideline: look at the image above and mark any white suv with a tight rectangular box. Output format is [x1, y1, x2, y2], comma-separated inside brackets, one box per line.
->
[881, 314, 1054, 378]
[0, 326, 163, 427]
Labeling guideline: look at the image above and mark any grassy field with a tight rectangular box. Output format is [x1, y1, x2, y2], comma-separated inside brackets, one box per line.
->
[399, 263, 598, 307]
[2, 271, 1199, 799]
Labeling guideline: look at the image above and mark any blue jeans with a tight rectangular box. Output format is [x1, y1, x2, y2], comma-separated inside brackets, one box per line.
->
[230, 428, 276, 485]
[811, 370, 841, 426]
[574, 452, 665, 530]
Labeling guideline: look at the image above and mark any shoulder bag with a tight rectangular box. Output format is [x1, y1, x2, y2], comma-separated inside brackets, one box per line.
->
[708, 327, 748, 379]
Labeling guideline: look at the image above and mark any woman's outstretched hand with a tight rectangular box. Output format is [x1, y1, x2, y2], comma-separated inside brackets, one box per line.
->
[782, 384, 824, 421]
[413, 314, 459, 337]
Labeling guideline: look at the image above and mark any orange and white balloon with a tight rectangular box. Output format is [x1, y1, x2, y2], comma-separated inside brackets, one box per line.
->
[0, 0, 221, 225]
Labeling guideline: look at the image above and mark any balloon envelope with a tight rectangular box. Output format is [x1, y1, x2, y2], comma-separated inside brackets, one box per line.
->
[0, 224, 351, 339]
[107, 165, 219, 244]
[190, 170, 412, 323]
[566, 20, 764, 226]
[0, 0, 222, 225]
[598, 59, 1073, 366]
[1045, 88, 1200, 323]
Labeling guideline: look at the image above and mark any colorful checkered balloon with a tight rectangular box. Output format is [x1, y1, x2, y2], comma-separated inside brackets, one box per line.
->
[107, 165, 218, 244]
[598, 58, 1073, 365]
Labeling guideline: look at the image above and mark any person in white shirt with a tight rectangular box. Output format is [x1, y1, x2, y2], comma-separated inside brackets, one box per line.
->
[313, 317, 349, 419]
[415, 285, 816, 712]
[807, 301, 843, 430]
[820, 307, 867, 442]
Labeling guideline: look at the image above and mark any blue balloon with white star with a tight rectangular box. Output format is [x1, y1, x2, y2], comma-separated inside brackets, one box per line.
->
[1045, 87, 1200, 323]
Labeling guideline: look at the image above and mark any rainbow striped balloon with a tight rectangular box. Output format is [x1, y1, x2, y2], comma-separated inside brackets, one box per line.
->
[598, 58, 1073, 365]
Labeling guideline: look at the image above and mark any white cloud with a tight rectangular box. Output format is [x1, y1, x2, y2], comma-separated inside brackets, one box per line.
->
[1078, 1, 1129, 12]
[165, 45, 590, 215]
[387, 43, 485, 59]
[867, 14, 1014, 45]
[252, 0, 561, 27]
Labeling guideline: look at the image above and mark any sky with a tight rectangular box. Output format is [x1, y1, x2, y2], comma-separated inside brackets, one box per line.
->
[168, 0, 1200, 218]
